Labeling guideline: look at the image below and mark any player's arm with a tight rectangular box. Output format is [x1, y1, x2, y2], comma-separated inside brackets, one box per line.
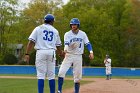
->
[86, 42, 93, 53]
[104, 59, 106, 63]
[107, 59, 111, 63]
[25, 40, 35, 54]
[24, 40, 35, 64]
[56, 31, 64, 57]
[64, 42, 69, 53]
[24, 27, 37, 64]
[83, 32, 94, 59]
[64, 33, 69, 53]
[56, 46, 65, 58]
[104, 59, 109, 64]
[85, 42, 94, 60]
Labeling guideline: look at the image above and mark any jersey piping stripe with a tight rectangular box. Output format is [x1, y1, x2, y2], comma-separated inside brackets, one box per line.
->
[28, 38, 36, 42]
[85, 42, 90, 45]
[56, 44, 62, 46]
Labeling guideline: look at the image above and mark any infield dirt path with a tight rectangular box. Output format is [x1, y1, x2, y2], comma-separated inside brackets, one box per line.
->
[63, 78, 140, 93]
[0, 76, 140, 93]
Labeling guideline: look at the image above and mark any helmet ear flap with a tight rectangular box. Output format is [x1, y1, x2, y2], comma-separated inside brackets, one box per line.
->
[77, 24, 80, 28]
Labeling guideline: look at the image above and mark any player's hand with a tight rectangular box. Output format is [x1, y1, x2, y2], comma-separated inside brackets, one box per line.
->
[89, 53, 94, 60]
[59, 50, 65, 58]
[24, 55, 30, 64]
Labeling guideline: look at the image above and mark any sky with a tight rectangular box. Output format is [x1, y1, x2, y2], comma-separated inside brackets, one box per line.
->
[19, 0, 30, 4]
[19, 0, 69, 5]
[18, 0, 69, 10]
[63, 0, 70, 4]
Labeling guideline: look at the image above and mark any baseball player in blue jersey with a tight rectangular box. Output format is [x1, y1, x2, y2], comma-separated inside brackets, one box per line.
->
[104, 54, 112, 80]
[24, 14, 63, 93]
[57, 18, 94, 93]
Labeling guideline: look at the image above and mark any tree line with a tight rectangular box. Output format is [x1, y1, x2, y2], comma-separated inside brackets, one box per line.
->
[0, 0, 140, 67]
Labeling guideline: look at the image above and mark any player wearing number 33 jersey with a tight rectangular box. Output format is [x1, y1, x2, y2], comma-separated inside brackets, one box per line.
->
[24, 14, 63, 93]
[57, 18, 94, 93]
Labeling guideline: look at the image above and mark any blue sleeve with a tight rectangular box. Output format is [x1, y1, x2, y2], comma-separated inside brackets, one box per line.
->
[86, 42, 93, 52]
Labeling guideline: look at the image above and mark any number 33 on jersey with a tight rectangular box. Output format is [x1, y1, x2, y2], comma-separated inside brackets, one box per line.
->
[28, 24, 61, 50]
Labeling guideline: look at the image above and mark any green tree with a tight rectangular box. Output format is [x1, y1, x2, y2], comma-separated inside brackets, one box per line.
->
[62, 0, 134, 67]
[123, 0, 140, 67]
[21, 0, 63, 44]
[2, 54, 18, 65]
[0, 0, 20, 56]
[18, 0, 64, 64]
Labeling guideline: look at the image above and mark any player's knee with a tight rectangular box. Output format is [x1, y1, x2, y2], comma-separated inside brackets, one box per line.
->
[74, 79, 81, 83]
[58, 72, 65, 78]
[48, 75, 55, 80]
[37, 76, 45, 80]
[48, 74, 55, 80]
[48, 77, 55, 80]
[58, 70, 66, 77]
[58, 71, 65, 77]
[37, 74, 46, 80]
[46, 70, 55, 79]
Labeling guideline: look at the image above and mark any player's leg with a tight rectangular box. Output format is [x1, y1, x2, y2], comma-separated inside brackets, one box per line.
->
[74, 83, 80, 93]
[109, 74, 112, 79]
[58, 55, 73, 93]
[57, 77, 64, 93]
[47, 54, 56, 93]
[38, 79, 44, 93]
[106, 75, 109, 80]
[36, 50, 47, 93]
[108, 66, 112, 80]
[106, 67, 108, 80]
[106, 67, 109, 80]
[73, 55, 82, 93]
[58, 63, 71, 93]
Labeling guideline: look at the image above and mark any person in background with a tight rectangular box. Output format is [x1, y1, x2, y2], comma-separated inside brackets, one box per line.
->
[104, 54, 112, 80]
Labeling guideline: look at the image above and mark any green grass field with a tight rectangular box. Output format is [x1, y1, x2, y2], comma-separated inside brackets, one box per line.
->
[0, 74, 140, 93]
[1, 74, 140, 79]
[0, 78, 91, 93]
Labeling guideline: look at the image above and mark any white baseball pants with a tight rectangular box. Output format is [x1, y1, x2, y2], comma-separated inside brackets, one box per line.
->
[58, 53, 82, 83]
[35, 49, 56, 80]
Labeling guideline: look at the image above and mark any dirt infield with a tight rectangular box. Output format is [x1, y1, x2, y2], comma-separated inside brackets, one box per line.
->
[63, 78, 140, 93]
[0, 76, 140, 93]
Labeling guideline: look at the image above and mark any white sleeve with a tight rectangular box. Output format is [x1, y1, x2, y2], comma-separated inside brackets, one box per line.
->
[56, 31, 62, 46]
[64, 33, 69, 45]
[83, 32, 90, 45]
[107, 59, 111, 63]
[64, 45, 68, 52]
[28, 27, 38, 42]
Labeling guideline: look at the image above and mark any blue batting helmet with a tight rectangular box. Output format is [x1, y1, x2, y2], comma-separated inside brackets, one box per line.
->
[70, 18, 80, 27]
[44, 14, 55, 22]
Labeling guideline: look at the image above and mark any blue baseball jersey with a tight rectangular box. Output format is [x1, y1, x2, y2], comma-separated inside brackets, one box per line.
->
[64, 30, 90, 54]
[28, 24, 62, 50]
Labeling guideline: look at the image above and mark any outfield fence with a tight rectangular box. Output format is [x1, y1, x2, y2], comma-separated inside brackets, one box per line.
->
[0, 66, 140, 76]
